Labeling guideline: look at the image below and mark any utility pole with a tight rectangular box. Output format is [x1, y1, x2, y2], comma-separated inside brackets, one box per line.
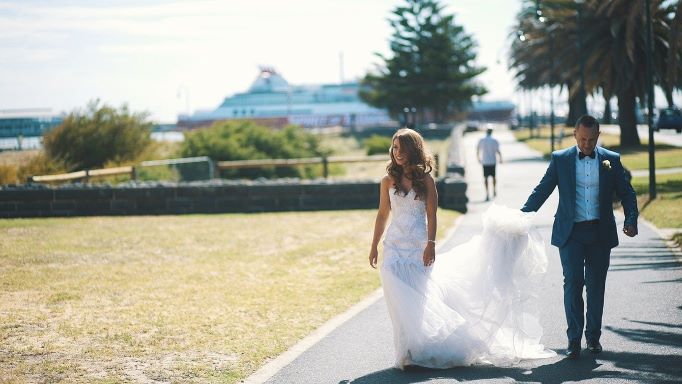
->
[645, 0, 657, 199]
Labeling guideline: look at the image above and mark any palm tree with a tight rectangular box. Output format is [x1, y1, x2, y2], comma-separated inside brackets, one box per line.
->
[509, 0, 591, 127]
[665, 0, 682, 106]
[510, 0, 681, 148]
[588, 0, 678, 147]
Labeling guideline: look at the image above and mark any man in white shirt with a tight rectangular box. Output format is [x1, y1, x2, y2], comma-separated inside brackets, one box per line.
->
[477, 128, 502, 201]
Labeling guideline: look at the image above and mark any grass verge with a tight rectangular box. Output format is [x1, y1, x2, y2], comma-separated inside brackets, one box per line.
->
[0, 208, 460, 383]
[630, 172, 682, 230]
[513, 126, 682, 171]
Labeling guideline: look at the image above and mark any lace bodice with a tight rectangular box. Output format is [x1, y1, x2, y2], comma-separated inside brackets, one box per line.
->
[384, 187, 427, 250]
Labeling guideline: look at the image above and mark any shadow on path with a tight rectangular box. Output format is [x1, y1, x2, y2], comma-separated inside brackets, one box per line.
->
[607, 321, 682, 349]
[343, 349, 682, 384]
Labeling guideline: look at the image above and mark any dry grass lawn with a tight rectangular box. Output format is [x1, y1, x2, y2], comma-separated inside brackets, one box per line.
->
[0, 208, 460, 383]
[0, 150, 40, 167]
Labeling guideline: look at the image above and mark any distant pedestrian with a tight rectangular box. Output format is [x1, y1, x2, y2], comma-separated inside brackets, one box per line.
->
[477, 128, 502, 201]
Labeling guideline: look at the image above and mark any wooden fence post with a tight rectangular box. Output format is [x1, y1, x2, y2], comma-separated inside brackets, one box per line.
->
[322, 157, 329, 178]
[207, 158, 215, 180]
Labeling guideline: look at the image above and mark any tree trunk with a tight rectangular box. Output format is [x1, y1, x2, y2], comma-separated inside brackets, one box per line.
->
[566, 83, 588, 127]
[603, 95, 612, 124]
[665, 89, 674, 108]
[617, 83, 641, 148]
[667, 1, 682, 92]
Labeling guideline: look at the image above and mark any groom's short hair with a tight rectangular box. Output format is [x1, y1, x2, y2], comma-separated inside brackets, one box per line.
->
[575, 115, 600, 131]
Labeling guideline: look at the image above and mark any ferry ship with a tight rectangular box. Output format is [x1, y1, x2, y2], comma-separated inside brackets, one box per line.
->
[177, 67, 393, 129]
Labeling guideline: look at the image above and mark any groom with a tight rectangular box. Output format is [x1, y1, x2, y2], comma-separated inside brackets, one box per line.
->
[521, 115, 638, 359]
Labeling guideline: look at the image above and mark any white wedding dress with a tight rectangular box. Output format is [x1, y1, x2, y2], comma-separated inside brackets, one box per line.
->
[380, 187, 556, 369]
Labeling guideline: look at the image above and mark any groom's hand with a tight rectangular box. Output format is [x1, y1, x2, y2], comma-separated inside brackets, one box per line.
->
[623, 225, 638, 237]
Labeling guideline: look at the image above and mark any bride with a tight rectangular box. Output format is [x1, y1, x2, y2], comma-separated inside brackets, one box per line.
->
[368, 128, 555, 369]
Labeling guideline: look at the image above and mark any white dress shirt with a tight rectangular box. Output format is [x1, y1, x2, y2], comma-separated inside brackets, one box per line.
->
[477, 136, 500, 166]
[574, 146, 600, 222]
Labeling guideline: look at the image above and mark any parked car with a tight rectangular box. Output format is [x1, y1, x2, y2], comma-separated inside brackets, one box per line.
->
[655, 107, 682, 133]
[465, 120, 480, 132]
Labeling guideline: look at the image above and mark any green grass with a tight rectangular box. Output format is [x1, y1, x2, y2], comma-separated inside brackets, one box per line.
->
[514, 126, 682, 171]
[0, 208, 460, 383]
[630, 172, 682, 229]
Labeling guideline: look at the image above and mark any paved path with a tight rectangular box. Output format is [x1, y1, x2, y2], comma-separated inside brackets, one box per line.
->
[258, 127, 682, 384]
[630, 167, 682, 177]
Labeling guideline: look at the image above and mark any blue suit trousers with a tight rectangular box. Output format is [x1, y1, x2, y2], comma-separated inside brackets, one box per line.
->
[559, 221, 611, 343]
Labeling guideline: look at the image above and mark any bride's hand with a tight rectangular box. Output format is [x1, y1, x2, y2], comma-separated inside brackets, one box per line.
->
[423, 244, 435, 267]
[369, 248, 378, 269]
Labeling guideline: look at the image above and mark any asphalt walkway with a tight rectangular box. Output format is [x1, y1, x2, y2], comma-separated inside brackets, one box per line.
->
[256, 127, 682, 384]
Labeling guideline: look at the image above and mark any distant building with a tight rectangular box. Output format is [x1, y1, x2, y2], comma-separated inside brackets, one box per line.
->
[467, 101, 516, 122]
[0, 109, 63, 138]
[178, 67, 393, 129]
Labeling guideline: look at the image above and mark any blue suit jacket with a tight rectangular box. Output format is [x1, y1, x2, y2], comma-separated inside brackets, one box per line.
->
[522, 146, 638, 248]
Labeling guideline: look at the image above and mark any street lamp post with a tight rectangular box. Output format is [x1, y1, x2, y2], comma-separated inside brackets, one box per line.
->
[549, 79, 556, 151]
[548, 25, 557, 152]
[537, 0, 556, 152]
[645, 0, 657, 198]
[576, 0, 587, 119]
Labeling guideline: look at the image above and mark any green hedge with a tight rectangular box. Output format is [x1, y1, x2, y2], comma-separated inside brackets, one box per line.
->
[180, 120, 329, 179]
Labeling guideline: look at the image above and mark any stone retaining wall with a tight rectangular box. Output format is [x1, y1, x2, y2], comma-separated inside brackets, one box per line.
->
[0, 178, 467, 218]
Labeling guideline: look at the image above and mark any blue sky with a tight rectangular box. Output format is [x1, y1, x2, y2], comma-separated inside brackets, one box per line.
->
[0, 1, 524, 122]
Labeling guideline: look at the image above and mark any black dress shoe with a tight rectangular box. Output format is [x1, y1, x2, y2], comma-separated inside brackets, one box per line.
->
[565, 342, 581, 359]
[587, 340, 602, 354]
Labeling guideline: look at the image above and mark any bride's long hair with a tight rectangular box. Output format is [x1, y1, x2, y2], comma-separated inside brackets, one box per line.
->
[387, 128, 433, 200]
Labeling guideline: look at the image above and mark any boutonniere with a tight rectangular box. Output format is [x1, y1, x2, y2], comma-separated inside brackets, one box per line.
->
[602, 160, 612, 171]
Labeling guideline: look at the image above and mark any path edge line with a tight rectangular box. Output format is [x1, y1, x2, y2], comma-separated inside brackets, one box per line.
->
[242, 288, 383, 384]
[638, 216, 682, 258]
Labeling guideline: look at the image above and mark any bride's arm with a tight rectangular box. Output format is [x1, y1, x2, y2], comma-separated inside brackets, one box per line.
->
[369, 176, 391, 268]
[423, 174, 437, 267]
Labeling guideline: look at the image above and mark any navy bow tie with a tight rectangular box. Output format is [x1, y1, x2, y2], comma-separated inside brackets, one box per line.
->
[579, 151, 596, 159]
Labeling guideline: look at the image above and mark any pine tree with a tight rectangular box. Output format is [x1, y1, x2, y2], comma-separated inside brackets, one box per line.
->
[360, 0, 486, 125]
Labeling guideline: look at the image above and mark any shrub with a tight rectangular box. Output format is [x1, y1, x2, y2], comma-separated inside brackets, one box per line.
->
[0, 164, 18, 185]
[18, 152, 68, 183]
[364, 134, 392, 156]
[180, 120, 328, 179]
[43, 100, 152, 171]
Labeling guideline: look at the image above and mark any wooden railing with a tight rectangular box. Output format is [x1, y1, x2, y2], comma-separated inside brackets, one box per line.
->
[215, 154, 397, 178]
[30, 166, 135, 183]
[28, 157, 212, 183]
[28, 154, 439, 183]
